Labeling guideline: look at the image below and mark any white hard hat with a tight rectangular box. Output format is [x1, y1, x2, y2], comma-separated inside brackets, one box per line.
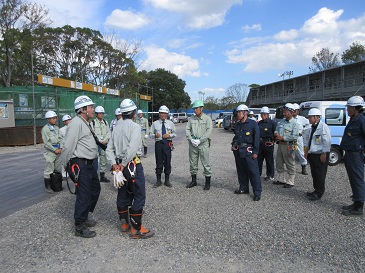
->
[74, 95, 94, 110]
[284, 103, 295, 112]
[260, 106, 270, 114]
[236, 104, 249, 111]
[249, 111, 254, 115]
[120, 99, 137, 113]
[293, 103, 300, 110]
[159, 105, 169, 114]
[45, 110, 57, 119]
[137, 109, 143, 114]
[308, 108, 322, 116]
[95, 106, 105, 113]
[115, 108, 122, 116]
[346, 96, 365, 107]
[62, 114, 72, 122]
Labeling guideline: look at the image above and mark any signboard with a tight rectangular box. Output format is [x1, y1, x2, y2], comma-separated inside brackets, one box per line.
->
[140, 94, 152, 101]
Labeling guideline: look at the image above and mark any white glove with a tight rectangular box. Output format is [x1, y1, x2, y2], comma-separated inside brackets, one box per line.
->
[195, 139, 201, 146]
[113, 170, 127, 189]
[191, 139, 197, 147]
[144, 134, 149, 139]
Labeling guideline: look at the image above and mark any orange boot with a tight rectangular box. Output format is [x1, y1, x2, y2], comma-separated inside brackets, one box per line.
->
[117, 208, 130, 233]
[129, 210, 155, 239]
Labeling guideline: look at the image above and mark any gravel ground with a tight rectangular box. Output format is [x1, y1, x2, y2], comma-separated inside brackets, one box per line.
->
[1, 126, 365, 272]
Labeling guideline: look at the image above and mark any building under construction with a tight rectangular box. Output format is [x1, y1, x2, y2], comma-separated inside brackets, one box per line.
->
[247, 60, 365, 107]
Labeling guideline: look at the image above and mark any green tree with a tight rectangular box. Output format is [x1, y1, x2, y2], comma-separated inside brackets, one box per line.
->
[309, 47, 341, 73]
[341, 41, 365, 64]
[204, 96, 219, 110]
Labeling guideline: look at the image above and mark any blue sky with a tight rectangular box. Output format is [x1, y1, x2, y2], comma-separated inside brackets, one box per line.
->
[33, 0, 365, 101]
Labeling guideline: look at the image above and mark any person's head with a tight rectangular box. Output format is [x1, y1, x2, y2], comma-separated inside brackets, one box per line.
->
[62, 114, 72, 126]
[115, 108, 122, 120]
[74, 95, 95, 121]
[45, 111, 58, 125]
[158, 105, 169, 121]
[120, 99, 137, 120]
[283, 103, 295, 119]
[260, 106, 270, 120]
[346, 96, 364, 118]
[249, 111, 254, 117]
[192, 100, 204, 117]
[95, 106, 105, 121]
[292, 103, 300, 116]
[236, 104, 249, 121]
[307, 108, 321, 125]
[137, 109, 143, 118]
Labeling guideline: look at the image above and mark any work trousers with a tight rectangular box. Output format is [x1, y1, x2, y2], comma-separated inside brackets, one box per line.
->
[43, 150, 62, 178]
[308, 153, 329, 195]
[117, 163, 146, 211]
[258, 142, 275, 178]
[67, 158, 100, 225]
[276, 143, 296, 185]
[155, 141, 172, 175]
[233, 150, 262, 196]
[98, 148, 107, 173]
[189, 141, 212, 177]
[344, 151, 365, 203]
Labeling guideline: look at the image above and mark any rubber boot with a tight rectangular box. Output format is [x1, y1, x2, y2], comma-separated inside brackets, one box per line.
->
[129, 209, 155, 239]
[301, 165, 308, 175]
[203, 176, 211, 190]
[44, 178, 54, 194]
[100, 172, 110, 183]
[117, 207, 130, 233]
[75, 222, 96, 238]
[153, 174, 162, 188]
[143, 147, 147, 158]
[186, 174, 197, 188]
[164, 174, 172, 187]
[342, 202, 364, 216]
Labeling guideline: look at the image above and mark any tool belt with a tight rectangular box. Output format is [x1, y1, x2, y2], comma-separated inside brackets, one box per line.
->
[70, 157, 94, 165]
[231, 142, 252, 151]
[116, 156, 141, 165]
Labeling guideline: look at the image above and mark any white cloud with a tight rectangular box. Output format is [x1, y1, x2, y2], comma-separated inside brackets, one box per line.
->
[242, 24, 262, 33]
[104, 9, 150, 30]
[225, 8, 365, 73]
[139, 46, 201, 78]
[31, 0, 103, 27]
[144, 0, 243, 29]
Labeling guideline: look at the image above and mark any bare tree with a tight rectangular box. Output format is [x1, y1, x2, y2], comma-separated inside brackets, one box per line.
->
[225, 83, 249, 103]
[309, 47, 341, 73]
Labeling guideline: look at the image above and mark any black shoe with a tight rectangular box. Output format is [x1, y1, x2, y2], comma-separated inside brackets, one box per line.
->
[306, 191, 316, 197]
[164, 181, 172, 187]
[100, 177, 110, 183]
[342, 208, 363, 216]
[75, 224, 96, 238]
[153, 181, 162, 188]
[234, 189, 249, 194]
[342, 203, 355, 210]
[283, 184, 294, 188]
[186, 181, 197, 188]
[253, 195, 261, 201]
[84, 219, 96, 227]
[307, 193, 321, 201]
[273, 181, 285, 185]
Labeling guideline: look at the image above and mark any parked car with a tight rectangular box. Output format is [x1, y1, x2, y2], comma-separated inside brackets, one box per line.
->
[222, 114, 233, 130]
[215, 112, 233, 127]
[172, 112, 188, 123]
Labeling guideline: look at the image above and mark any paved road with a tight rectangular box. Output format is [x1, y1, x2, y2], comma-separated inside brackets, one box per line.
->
[0, 122, 188, 218]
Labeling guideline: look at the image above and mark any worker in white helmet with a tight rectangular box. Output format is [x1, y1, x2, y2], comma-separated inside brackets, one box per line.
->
[60, 114, 72, 179]
[135, 109, 149, 158]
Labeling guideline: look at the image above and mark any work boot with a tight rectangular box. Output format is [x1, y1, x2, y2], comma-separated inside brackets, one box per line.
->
[75, 223, 96, 238]
[100, 172, 110, 183]
[203, 176, 211, 190]
[301, 165, 308, 175]
[153, 174, 162, 188]
[129, 209, 155, 239]
[164, 174, 172, 187]
[143, 147, 147, 158]
[118, 207, 130, 233]
[186, 174, 197, 188]
[44, 178, 54, 194]
[342, 202, 364, 216]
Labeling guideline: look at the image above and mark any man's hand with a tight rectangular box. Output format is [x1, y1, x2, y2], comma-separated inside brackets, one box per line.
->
[162, 133, 170, 139]
[155, 133, 161, 138]
[320, 153, 326, 163]
[55, 148, 62, 155]
[252, 154, 258, 159]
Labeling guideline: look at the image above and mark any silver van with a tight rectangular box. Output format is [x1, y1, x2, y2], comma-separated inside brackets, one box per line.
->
[172, 112, 188, 123]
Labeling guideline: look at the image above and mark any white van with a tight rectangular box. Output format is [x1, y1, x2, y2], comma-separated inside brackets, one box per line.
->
[299, 101, 348, 166]
[172, 112, 188, 123]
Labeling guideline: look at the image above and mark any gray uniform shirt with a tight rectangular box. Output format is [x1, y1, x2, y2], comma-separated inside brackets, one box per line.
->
[149, 119, 176, 141]
[106, 119, 142, 167]
[42, 124, 63, 152]
[61, 115, 98, 166]
[303, 121, 331, 154]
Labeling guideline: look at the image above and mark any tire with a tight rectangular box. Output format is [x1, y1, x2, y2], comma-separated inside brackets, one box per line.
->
[329, 147, 342, 166]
